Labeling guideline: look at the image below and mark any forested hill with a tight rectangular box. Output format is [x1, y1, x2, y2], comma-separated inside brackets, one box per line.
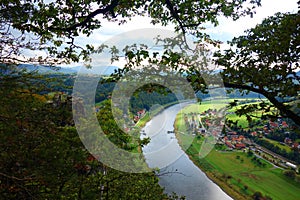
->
[17, 64, 119, 75]
[28, 72, 178, 114]
[18, 65, 299, 114]
[38, 72, 268, 114]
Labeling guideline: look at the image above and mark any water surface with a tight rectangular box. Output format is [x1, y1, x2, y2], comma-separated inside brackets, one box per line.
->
[141, 103, 233, 200]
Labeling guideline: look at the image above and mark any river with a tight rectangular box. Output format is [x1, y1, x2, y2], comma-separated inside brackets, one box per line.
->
[141, 102, 233, 200]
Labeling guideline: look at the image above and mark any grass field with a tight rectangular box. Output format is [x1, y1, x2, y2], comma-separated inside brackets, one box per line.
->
[182, 101, 228, 113]
[182, 100, 257, 128]
[203, 150, 300, 200]
[174, 101, 300, 200]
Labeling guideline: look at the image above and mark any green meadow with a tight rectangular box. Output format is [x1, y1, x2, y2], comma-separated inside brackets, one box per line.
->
[174, 100, 300, 200]
[202, 149, 300, 200]
[182, 99, 254, 128]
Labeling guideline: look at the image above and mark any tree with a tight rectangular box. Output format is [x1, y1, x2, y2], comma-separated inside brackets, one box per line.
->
[283, 170, 296, 179]
[252, 191, 263, 200]
[98, 3, 300, 127]
[214, 10, 300, 126]
[0, 0, 261, 65]
[1, 2, 299, 124]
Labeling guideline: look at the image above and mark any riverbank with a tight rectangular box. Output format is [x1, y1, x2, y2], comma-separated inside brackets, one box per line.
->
[173, 102, 300, 200]
[135, 100, 185, 128]
[142, 102, 233, 200]
[174, 116, 250, 200]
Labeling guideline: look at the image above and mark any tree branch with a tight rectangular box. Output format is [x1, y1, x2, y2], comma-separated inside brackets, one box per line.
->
[223, 82, 300, 127]
[164, 0, 186, 34]
[0, 172, 33, 181]
[60, 0, 119, 32]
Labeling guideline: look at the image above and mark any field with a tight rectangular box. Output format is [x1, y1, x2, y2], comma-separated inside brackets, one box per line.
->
[182, 99, 229, 113]
[174, 100, 300, 200]
[202, 149, 300, 200]
[182, 99, 261, 128]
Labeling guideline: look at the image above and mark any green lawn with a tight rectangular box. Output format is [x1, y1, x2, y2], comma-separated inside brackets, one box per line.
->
[203, 150, 300, 200]
[226, 113, 249, 128]
[180, 101, 227, 113]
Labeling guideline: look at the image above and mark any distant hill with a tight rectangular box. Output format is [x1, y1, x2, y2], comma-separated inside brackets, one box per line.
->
[18, 64, 119, 75]
[75, 65, 119, 75]
[18, 64, 79, 74]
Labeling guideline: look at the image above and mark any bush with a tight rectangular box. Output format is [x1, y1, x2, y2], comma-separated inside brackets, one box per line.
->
[283, 170, 296, 179]
[252, 191, 263, 200]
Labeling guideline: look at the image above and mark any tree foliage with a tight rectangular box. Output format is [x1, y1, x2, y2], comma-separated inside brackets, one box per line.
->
[215, 10, 300, 126]
[0, 0, 261, 64]
[0, 65, 184, 199]
[8, 0, 300, 199]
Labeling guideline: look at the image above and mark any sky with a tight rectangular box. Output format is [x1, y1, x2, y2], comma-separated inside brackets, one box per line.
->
[60, 0, 298, 68]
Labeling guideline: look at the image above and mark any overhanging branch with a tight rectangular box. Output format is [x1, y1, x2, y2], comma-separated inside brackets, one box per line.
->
[223, 82, 300, 127]
[53, 0, 119, 32]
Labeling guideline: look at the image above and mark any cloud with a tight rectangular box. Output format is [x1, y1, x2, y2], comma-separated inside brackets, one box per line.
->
[64, 0, 298, 67]
[78, 0, 298, 48]
[75, 16, 175, 47]
[205, 0, 298, 42]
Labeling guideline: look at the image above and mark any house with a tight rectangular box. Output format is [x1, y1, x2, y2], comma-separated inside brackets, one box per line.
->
[281, 121, 289, 128]
[284, 137, 293, 145]
[238, 135, 245, 141]
[137, 109, 146, 117]
[232, 137, 239, 143]
[251, 131, 257, 137]
[235, 143, 246, 149]
[212, 130, 218, 136]
[227, 131, 237, 135]
[292, 142, 299, 149]
[134, 116, 140, 123]
[269, 121, 279, 128]
[225, 141, 234, 149]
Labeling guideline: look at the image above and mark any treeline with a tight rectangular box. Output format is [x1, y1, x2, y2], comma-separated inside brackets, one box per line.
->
[196, 88, 263, 100]
[254, 138, 300, 164]
[41, 74, 264, 114]
[265, 130, 299, 143]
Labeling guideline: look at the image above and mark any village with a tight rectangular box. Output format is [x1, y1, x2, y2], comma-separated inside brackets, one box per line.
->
[182, 108, 300, 172]
[102, 104, 300, 172]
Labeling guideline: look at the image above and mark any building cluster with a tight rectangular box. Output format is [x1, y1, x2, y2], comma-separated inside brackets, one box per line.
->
[250, 119, 300, 151]
[133, 109, 146, 123]
[222, 132, 246, 149]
